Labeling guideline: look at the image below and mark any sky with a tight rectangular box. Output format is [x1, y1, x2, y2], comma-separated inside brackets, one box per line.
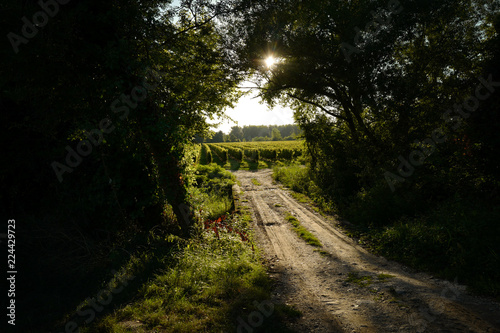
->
[209, 86, 296, 134]
[168, 1, 296, 133]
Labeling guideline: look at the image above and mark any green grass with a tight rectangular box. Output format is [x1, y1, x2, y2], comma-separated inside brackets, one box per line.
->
[229, 157, 242, 170]
[346, 272, 373, 287]
[273, 165, 500, 299]
[81, 231, 288, 333]
[284, 212, 322, 247]
[251, 178, 261, 186]
[273, 165, 310, 193]
[273, 165, 333, 214]
[290, 191, 310, 204]
[345, 272, 394, 289]
[287, 188, 324, 216]
[377, 273, 394, 282]
[362, 202, 500, 297]
[74, 164, 300, 333]
[313, 249, 332, 257]
[191, 164, 235, 220]
[88, 234, 266, 332]
[226, 157, 263, 171]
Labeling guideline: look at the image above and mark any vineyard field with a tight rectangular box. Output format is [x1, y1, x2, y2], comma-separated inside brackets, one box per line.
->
[198, 141, 305, 169]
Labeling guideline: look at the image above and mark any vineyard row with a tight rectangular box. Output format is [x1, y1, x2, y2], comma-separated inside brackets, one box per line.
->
[201, 142, 303, 163]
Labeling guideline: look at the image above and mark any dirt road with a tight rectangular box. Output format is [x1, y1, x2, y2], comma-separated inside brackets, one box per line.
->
[232, 169, 500, 333]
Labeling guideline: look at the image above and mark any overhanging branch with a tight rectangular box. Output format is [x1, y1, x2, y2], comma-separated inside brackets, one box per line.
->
[288, 93, 347, 121]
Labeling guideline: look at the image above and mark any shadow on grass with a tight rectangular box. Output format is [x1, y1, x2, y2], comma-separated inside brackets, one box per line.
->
[218, 157, 287, 172]
[49, 236, 184, 332]
[228, 158, 264, 171]
[210, 153, 231, 170]
[51, 233, 302, 333]
[229, 158, 241, 170]
[262, 160, 274, 169]
[246, 159, 259, 170]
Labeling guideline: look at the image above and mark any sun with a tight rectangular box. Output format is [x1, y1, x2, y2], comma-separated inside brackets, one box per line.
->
[265, 56, 276, 68]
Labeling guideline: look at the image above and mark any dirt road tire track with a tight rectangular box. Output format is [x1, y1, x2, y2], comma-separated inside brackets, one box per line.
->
[233, 169, 500, 333]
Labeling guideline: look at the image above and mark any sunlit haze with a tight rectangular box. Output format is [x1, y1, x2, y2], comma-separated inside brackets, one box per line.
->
[265, 56, 276, 68]
[209, 82, 295, 134]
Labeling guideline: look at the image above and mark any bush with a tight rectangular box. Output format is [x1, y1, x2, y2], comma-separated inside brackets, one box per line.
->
[342, 183, 423, 227]
[368, 198, 500, 296]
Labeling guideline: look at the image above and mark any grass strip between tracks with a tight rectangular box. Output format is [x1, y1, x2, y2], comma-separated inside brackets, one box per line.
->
[284, 212, 322, 248]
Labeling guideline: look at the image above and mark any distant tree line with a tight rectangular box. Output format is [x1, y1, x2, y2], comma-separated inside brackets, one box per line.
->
[202, 124, 302, 143]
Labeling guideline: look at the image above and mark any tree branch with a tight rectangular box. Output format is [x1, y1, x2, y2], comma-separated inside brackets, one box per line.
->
[288, 93, 347, 121]
[174, 14, 217, 36]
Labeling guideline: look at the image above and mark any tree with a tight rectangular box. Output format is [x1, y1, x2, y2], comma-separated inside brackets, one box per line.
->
[271, 127, 282, 141]
[212, 130, 225, 143]
[229, 0, 496, 197]
[229, 125, 244, 141]
[1, 1, 242, 328]
[241, 124, 300, 141]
